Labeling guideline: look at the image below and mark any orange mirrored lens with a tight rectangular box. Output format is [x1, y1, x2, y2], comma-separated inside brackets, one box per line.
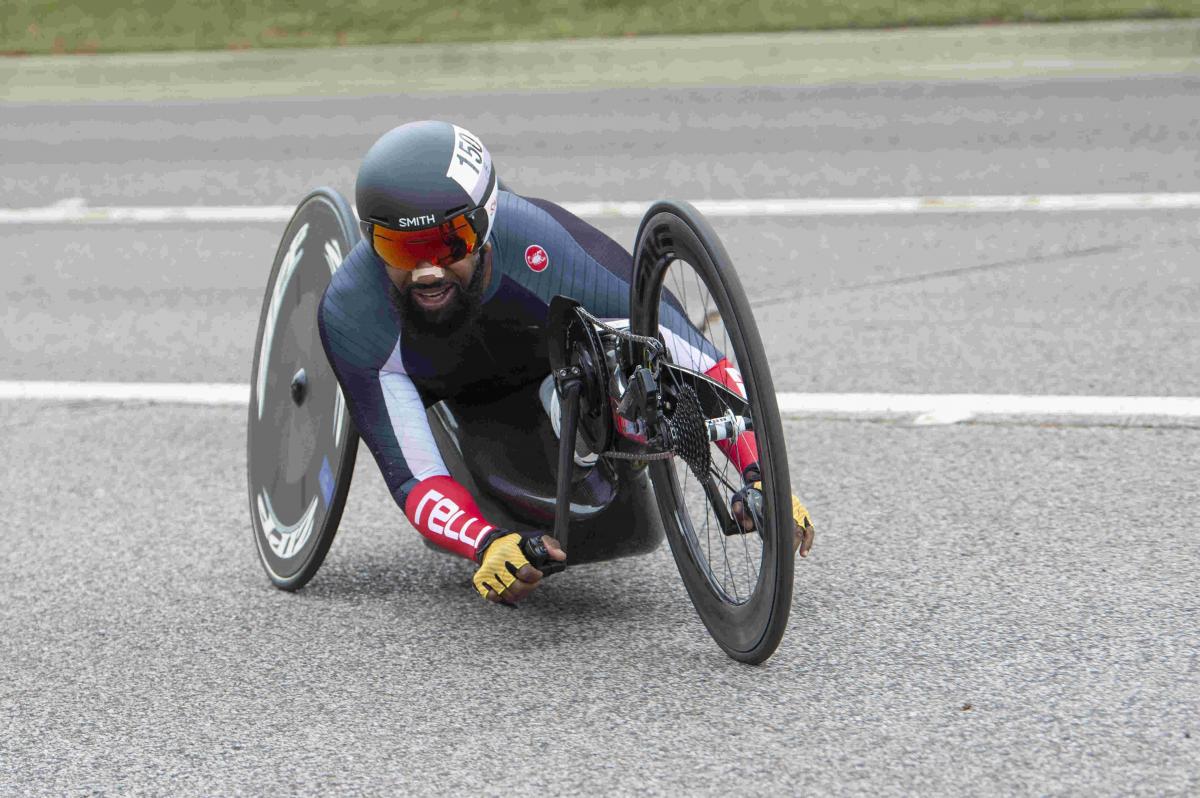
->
[371, 214, 480, 271]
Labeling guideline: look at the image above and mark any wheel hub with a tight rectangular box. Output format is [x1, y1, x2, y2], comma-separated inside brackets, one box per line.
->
[290, 368, 308, 406]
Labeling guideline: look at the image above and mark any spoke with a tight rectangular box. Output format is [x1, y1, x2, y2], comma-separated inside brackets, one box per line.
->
[720, 451, 752, 597]
[710, 465, 741, 494]
[678, 265, 699, 387]
[708, 276, 760, 597]
[673, 261, 688, 336]
[734, 523, 753, 590]
[738, 473, 762, 587]
[659, 257, 767, 606]
[718, 514, 739, 601]
[693, 266, 712, 336]
[702, 470, 713, 587]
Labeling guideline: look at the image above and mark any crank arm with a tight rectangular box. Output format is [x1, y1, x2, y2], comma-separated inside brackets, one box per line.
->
[551, 371, 583, 557]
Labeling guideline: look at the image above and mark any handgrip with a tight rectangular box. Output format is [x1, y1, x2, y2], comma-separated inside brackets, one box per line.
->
[521, 535, 566, 577]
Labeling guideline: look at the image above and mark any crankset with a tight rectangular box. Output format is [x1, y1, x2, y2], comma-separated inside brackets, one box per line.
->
[545, 296, 759, 545]
[547, 295, 613, 458]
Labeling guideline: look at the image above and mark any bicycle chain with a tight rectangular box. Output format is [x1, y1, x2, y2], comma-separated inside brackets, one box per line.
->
[575, 307, 666, 362]
[599, 449, 676, 462]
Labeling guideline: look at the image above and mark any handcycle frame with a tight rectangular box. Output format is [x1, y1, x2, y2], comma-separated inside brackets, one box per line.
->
[543, 297, 755, 560]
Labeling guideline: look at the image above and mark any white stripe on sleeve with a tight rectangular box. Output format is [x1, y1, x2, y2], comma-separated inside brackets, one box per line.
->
[380, 340, 451, 482]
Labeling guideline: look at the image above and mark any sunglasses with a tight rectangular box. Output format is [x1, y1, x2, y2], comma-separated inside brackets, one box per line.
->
[364, 207, 488, 272]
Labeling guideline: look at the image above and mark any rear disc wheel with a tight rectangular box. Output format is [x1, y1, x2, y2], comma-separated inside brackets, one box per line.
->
[247, 188, 360, 591]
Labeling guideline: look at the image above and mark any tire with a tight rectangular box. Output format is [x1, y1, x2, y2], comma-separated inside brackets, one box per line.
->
[247, 188, 360, 591]
[630, 201, 794, 664]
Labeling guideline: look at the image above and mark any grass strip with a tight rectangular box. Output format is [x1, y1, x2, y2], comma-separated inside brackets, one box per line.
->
[3, 0, 1200, 55]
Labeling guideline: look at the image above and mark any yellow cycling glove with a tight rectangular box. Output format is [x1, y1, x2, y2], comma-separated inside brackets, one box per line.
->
[791, 491, 815, 556]
[472, 532, 530, 600]
[733, 481, 815, 555]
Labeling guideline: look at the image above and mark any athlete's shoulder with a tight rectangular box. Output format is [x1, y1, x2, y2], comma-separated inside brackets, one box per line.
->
[318, 239, 400, 370]
[490, 191, 632, 283]
[320, 238, 391, 321]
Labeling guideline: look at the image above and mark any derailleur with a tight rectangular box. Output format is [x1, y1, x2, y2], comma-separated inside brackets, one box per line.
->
[614, 365, 663, 445]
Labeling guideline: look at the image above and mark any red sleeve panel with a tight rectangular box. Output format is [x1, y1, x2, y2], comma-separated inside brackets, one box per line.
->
[704, 358, 759, 477]
[404, 475, 496, 559]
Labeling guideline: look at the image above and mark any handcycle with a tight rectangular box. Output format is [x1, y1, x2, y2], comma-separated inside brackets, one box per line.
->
[247, 187, 797, 663]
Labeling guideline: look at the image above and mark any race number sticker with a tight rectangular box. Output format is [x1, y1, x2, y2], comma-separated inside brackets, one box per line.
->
[445, 124, 493, 205]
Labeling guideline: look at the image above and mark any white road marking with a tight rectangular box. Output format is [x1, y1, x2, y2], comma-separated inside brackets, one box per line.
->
[3, 193, 1200, 224]
[4, 382, 1199, 425]
[775, 392, 1200, 425]
[0, 381, 250, 405]
[574, 193, 1200, 218]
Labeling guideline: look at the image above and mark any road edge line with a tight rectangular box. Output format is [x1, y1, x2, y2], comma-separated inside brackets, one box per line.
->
[5, 382, 1200, 424]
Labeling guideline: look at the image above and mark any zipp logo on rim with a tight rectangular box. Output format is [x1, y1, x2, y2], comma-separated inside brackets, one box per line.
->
[525, 244, 549, 273]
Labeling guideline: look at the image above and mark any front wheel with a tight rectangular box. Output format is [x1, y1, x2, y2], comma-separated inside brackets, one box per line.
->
[630, 201, 795, 664]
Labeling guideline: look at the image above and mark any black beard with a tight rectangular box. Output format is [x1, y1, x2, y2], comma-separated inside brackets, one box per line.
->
[388, 256, 486, 338]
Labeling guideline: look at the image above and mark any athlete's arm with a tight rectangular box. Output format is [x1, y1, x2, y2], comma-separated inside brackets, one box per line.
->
[403, 474, 495, 558]
[322, 347, 502, 558]
[317, 244, 506, 560]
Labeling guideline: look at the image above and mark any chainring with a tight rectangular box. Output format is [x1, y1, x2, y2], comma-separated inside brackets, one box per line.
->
[546, 296, 613, 455]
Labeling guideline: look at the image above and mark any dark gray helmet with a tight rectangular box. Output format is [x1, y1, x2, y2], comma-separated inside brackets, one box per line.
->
[355, 120, 498, 245]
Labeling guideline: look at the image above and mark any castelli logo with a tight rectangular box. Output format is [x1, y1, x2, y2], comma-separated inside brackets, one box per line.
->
[525, 244, 549, 273]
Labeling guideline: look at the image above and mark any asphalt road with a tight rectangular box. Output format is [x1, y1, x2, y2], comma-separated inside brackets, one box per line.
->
[1, 74, 1198, 795]
[4, 77, 1200, 206]
[5, 210, 1199, 395]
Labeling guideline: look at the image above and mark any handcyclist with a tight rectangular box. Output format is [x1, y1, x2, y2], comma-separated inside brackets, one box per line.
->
[318, 120, 814, 606]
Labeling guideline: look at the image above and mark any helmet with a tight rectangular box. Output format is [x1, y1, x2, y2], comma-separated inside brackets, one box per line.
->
[356, 120, 499, 271]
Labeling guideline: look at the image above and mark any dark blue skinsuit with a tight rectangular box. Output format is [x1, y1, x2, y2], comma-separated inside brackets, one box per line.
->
[318, 191, 720, 514]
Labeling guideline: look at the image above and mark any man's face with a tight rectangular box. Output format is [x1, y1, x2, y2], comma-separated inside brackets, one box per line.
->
[385, 244, 490, 334]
